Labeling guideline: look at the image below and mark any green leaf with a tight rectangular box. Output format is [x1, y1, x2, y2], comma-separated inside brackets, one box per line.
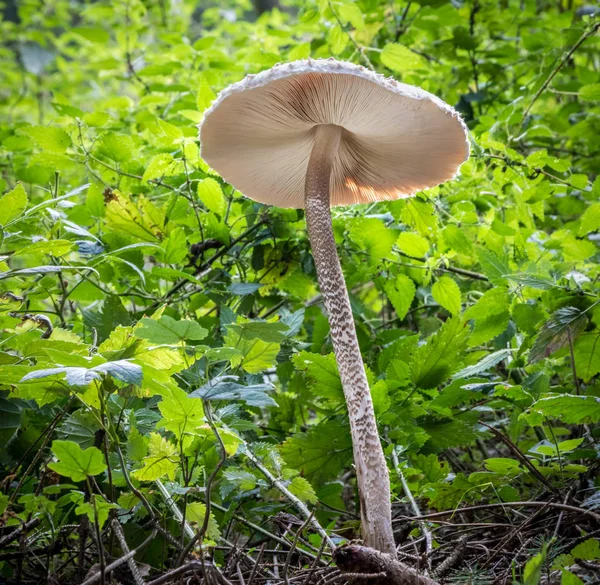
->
[21, 125, 71, 152]
[280, 420, 352, 485]
[574, 333, 600, 382]
[186, 502, 221, 540]
[476, 248, 510, 285]
[381, 43, 426, 72]
[197, 178, 225, 215]
[158, 386, 204, 438]
[0, 183, 28, 226]
[579, 84, 600, 100]
[384, 274, 416, 320]
[530, 395, 600, 424]
[579, 202, 600, 235]
[288, 476, 318, 504]
[523, 542, 548, 585]
[132, 433, 178, 482]
[570, 539, 600, 561]
[397, 232, 429, 258]
[561, 571, 583, 585]
[529, 307, 588, 364]
[136, 315, 208, 344]
[432, 276, 461, 315]
[48, 440, 107, 482]
[197, 75, 216, 112]
[411, 318, 469, 389]
[292, 351, 342, 401]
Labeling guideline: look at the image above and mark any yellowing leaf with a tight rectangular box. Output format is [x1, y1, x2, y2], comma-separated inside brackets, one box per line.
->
[133, 433, 178, 481]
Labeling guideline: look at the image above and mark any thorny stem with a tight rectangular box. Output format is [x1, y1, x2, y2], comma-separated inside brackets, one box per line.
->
[304, 124, 396, 557]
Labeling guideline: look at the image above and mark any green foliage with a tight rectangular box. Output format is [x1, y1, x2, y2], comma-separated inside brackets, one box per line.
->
[48, 440, 107, 482]
[1, 0, 599, 581]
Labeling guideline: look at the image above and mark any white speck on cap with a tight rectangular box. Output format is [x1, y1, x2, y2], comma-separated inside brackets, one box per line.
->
[199, 59, 470, 209]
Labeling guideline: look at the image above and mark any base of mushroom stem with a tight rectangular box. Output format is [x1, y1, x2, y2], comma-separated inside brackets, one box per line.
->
[333, 544, 440, 585]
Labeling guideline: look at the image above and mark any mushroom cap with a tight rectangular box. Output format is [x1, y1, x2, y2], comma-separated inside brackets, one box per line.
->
[200, 59, 469, 209]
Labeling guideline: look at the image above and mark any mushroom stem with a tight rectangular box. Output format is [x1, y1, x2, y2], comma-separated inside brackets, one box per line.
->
[304, 124, 396, 558]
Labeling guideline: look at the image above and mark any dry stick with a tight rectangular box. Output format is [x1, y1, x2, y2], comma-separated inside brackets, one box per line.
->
[283, 512, 314, 585]
[80, 528, 158, 585]
[517, 21, 600, 135]
[154, 480, 195, 540]
[146, 561, 204, 585]
[479, 422, 557, 493]
[111, 519, 146, 585]
[302, 538, 329, 585]
[305, 123, 395, 556]
[0, 518, 41, 549]
[247, 543, 265, 585]
[243, 446, 336, 552]
[395, 501, 600, 524]
[391, 447, 432, 571]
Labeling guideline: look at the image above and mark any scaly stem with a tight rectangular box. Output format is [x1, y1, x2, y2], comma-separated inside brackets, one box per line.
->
[304, 124, 396, 557]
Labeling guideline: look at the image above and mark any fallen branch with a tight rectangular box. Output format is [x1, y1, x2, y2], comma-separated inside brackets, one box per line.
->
[333, 545, 439, 585]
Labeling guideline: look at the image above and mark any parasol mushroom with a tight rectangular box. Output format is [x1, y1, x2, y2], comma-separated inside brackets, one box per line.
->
[199, 59, 469, 557]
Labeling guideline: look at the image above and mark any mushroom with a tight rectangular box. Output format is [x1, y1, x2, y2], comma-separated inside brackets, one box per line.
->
[199, 59, 469, 557]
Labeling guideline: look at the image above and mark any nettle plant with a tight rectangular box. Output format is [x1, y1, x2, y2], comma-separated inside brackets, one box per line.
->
[1, 0, 600, 583]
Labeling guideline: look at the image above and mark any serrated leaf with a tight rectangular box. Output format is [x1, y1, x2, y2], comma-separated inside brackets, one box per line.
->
[280, 420, 352, 484]
[0, 183, 28, 226]
[186, 502, 221, 540]
[48, 440, 107, 481]
[530, 395, 600, 424]
[381, 43, 426, 72]
[579, 202, 600, 235]
[411, 318, 468, 389]
[529, 307, 587, 364]
[288, 476, 318, 504]
[432, 276, 461, 314]
[453, 349, 511, 380]
[292, 351, 342, 401]
[384, 274, 416, 320]
[190, 375, 277, 408]
[570, 539, 600, 561]
[197, 178, 225, 215]
[579, 84, 600, 100]
[158, 386, 204, 438]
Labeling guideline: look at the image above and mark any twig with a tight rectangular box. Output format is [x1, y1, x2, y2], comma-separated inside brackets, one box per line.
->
[391, 447, 432, 571]
[394, 501, 600, 523]
[327, 0, 375, 70]
[154, 480, 194, 540]
[517, 21, 600, 134]
[176, 400, 228, 564]
[283, 512, 314, 584]
[111, 519, 146, 585]
[479, 422, 557, 492]
[81, 528, 157, 585]
[146, 561, 204, 585]
[0, 518, 41, 548]
[243, 446, 336, 551]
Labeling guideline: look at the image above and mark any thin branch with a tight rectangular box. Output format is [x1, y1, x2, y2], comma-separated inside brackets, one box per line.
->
[391, 447, 432, 570]
[393, 501, 600, 523]
[111, 519, 146, 585]
[243, 447, 336, 551]
[517, 21, 600, 134]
